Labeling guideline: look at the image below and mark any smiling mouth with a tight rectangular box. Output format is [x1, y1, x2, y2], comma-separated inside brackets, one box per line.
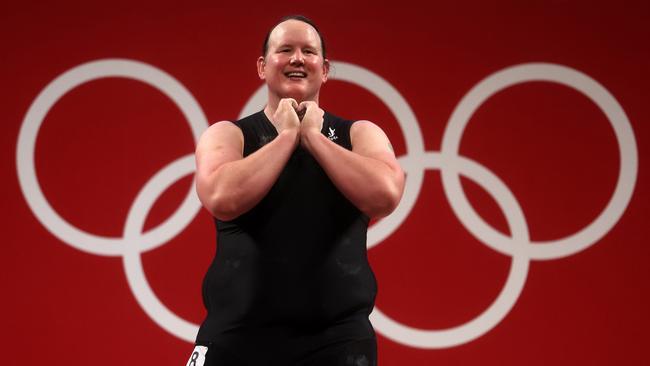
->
[285, 71, 307, 79]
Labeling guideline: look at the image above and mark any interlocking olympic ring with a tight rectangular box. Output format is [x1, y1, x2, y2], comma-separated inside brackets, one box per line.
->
[16, 59, 637, 349]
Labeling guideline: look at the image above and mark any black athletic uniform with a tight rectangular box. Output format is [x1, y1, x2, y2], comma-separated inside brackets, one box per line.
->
[192, 110, 378, 366]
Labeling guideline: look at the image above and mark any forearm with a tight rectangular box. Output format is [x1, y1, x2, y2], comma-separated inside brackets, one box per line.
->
[302, 129, 403, 218]
[202, 129, 298, 220]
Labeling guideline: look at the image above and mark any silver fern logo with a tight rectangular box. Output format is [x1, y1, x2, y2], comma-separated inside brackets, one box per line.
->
[327, 127, 338, 141]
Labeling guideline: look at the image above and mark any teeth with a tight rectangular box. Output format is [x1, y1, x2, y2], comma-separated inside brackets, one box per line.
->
[286, 72, 305, 77]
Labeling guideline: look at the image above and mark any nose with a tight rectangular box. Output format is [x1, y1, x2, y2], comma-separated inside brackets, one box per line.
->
[290, 50, 304, 65]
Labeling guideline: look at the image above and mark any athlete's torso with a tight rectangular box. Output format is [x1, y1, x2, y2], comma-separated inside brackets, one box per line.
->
[196, 110, 377, 356]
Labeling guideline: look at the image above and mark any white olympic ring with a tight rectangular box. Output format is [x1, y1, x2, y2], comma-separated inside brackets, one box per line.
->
[16, 59, 637, 349]
[16, 59, 206, 256]
[440, 64, 638, 260]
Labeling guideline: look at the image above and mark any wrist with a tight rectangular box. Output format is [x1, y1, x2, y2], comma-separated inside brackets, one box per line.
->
[279, 127, 300, 148]
[300, 127, 323, 151]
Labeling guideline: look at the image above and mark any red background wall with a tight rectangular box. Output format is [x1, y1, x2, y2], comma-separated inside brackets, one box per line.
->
[2, 1, 649, 364]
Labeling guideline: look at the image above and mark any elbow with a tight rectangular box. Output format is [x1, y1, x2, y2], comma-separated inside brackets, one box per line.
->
[371, 191, 402, 219]
[196, 169, 246, 221]
[363, 178, 404, 219]
[203, 190, 243, 222]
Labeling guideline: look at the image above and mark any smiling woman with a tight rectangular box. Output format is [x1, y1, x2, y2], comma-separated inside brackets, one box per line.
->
[257, 15, 330, 108]
[190, 14, 404, 366]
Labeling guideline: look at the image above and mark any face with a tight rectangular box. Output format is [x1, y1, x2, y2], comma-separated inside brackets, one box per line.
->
[257, 19, 329, 104]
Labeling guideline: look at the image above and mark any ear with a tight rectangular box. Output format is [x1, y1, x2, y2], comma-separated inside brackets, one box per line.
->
[321, 58, 330, 83]
[257, 56, 266, 80]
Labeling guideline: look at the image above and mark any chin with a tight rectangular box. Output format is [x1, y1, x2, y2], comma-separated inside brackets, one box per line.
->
[272, 84, 318, 103]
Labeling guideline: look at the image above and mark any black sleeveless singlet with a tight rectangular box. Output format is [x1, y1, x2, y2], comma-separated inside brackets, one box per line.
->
[195, 110, 377, 365]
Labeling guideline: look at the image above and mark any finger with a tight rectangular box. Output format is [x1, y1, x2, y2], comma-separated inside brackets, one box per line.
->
[279, 98, 296, 110]
[299, 101, 315, 111]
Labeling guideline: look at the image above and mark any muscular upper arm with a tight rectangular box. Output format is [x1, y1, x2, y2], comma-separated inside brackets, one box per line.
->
[350, 120, 401, 173]
[195, 121, 244, 207]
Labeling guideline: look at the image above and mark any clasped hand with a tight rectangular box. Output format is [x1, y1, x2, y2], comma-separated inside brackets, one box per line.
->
[272, 98, 324, 148]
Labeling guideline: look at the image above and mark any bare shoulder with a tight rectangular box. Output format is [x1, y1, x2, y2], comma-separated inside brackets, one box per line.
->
[196, 120, 243, 151]
[199, 120, 241, 141]
[350, 120, 392, 150]
[350, 120, 385, 135]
